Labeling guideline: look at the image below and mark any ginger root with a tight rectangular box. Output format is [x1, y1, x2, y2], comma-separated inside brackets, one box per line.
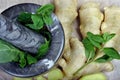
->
[54, 0, 78, 60]
[79, 2, 103, 38]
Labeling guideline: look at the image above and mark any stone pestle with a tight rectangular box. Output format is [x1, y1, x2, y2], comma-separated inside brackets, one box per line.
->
[0, 14, 45, 54]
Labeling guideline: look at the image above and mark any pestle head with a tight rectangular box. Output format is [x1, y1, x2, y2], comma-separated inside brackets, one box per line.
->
[0, 14, 45, 54]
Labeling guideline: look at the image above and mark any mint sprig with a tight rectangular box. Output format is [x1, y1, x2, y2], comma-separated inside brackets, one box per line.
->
[0, 39, 37, 68]
[36, 39, 50, 59]
[95, 55, 113, 63]
[74, 32, 120, 75]
[82, 38, 95, 60]
[17, 12, 32, 24]
[17, 4, 54, 30]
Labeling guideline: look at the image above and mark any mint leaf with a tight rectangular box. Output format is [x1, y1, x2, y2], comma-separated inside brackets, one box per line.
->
[27, 54, 37, 65]
[0, 50, 18, 63]
[17, 4, 54, 31]
[36, 4, 54, 26]
[40, 30, 52, 41]
[31, 14, 44, 30]
[102, 33, 115, 42]
[43, 15, 53, 25]
[82, 38, 95, 59]
[13, 56, 19, 62]
[36, 4, 54, 15]
[0, 39, 38, 68]
[36, 40, 50, 58]
[17, 12, 32, 24]
[103, 48, 120, 59]
[87, 32, 101, 49]
[0, 40, 20, 63]
[26, 24, 35, 29]
[95, 55, 113, 63]
[90, 34, 104, 43]
[19, 53, 26, 68]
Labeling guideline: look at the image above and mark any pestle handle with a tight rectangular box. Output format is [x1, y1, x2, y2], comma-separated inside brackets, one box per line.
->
[0, 14, 45, 54]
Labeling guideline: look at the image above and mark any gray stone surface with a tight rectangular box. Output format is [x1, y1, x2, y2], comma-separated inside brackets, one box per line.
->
[0, 14, 45, 54]
[0, 3, 64, 77]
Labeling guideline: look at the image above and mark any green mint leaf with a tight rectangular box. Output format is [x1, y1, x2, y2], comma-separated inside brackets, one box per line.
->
[87, 32, 101, 49]
[21, 4, 54, 31]
[0, 40, 21, 63]
[82, 38, 95, 59]
[27, 54, 37, 65]
[40, 30, 52, 41]
[90, 34, 104, 43]
[102, 32, 115, 42]
[95, 55, 113, 63]
[44, 32, 52, 41]
[36, 4, 54, 15]
[26, 24, 35, 29]
[36, 4, 54, 26]
[103, 48, 120, 59]
[17, 12, 32, 24]
[43, 15, 53, 25]
[0, 50, 18, 63]
[26, 24, 40, 32]
[13, 56, 19, 62]
[31, 14, 44, 30]
[36, 39, 50, 59]
[19, 53, 26, 68]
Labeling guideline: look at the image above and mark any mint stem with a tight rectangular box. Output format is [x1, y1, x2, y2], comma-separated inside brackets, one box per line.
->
[73, 48, 102, 76]
[73, 59, 94, 76]
[74, 32, 116, 76]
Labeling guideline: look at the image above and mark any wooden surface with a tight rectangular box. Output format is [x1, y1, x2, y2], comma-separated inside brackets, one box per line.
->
[0, 0, 120, 80]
